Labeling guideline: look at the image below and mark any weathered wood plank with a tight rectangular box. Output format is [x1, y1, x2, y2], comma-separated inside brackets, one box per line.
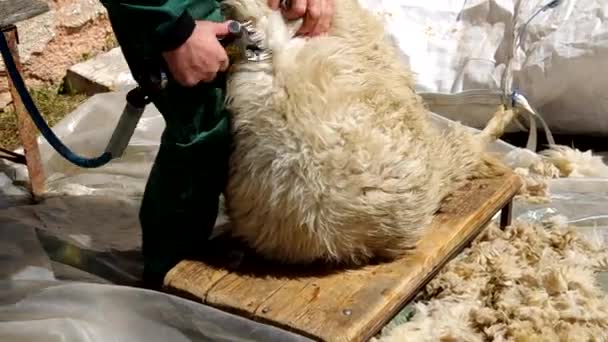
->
[0, 0, 50, 28]
[2, 27, 46, 199]
[164, 259, 230, 302]
[164, 171, 522, 342]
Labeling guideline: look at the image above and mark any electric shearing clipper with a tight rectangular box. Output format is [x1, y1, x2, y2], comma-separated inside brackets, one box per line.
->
[223, 20, 271, 63]
[104, 19, 271, 160]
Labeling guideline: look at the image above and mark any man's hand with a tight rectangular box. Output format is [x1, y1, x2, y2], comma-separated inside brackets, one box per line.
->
[268, 0, 334, 37]
[162, 20, 231, 87]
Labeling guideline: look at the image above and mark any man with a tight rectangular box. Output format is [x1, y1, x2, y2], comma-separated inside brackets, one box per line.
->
[99, 0, 334, 288]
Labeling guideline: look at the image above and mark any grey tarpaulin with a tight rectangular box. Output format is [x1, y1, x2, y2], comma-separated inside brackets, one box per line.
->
[0, 91, 312, 342]
[0, 90, 606, 341]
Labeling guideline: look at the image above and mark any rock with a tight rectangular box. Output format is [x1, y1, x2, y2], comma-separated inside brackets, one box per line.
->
[65, 47, 136, 95]
[0, 92, 12, 110]
[0, 10, 56, 73]
[0, 0, 110, 81]
[57, 0, 107, 28]
[24, 17, 115, 84]
[15, 10, 56, 64]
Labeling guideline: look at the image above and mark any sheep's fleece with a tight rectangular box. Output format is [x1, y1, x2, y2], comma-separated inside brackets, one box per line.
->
[507, 145, 608, 204]
[219, 0, 509, 265]
[375, 217, 608, 342]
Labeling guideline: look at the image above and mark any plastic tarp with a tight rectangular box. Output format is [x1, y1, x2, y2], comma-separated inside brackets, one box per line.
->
[0, 92, 312, 342]
[359, 0, 608, 136]
[1, 1, 607, 340]
[1, 89, 606, 341]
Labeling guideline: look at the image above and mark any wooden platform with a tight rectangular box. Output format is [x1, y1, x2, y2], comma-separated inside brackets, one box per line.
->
[163, 171, 522, 342]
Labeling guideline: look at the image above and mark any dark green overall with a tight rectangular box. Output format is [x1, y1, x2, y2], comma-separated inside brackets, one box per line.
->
[99, 0, 231, 287]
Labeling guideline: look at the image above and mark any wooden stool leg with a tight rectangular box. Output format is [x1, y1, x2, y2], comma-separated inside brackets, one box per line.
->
[499, 200, 513, 229]
[2, 25, 45, 200]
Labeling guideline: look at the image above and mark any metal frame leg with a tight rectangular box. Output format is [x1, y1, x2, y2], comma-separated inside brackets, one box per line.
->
[2, 25, 45, 200]
[499, 200, 513, 229]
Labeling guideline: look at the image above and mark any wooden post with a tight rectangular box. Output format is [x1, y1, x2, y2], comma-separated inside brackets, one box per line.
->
[2, 25, 46, 200]
[500, 200, 513, 229]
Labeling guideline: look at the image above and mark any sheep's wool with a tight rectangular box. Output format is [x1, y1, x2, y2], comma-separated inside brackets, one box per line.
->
[513, 167, 553, 204]
[540, 145, 608, 178]
[511, 145, 608, 204]
[376, 218, 608, 342]
[220, 0, 507, 265]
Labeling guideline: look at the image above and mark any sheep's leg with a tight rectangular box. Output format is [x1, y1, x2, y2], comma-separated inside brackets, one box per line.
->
[477, 105, 518, 146]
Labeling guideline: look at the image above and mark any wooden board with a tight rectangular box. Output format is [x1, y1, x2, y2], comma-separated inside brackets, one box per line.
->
[0, 0, 49, 28]
[2, 27, 46, 199]
[164, 171, 522, 342]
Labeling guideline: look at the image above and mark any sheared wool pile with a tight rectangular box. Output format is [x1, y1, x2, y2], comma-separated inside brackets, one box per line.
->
[540, 145, 608, 178]
[513, 166, 556, 204]
[511, 145, 608, 204]
[376, 217, 608, 342]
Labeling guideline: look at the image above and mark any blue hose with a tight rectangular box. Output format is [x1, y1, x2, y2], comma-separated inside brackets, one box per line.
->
[0, 32, 112, 168]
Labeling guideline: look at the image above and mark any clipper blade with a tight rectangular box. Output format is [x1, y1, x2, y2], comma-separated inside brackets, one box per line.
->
[240, 20, 272, 62]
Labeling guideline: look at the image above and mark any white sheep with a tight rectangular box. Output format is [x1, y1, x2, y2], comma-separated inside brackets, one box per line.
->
[219, 0, 512, 266]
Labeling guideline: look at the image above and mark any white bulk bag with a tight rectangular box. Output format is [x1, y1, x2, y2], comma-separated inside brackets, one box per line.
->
[358, 0, 608, 138]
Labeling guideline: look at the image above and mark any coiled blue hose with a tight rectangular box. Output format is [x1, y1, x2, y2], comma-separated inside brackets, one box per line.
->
[0, 32, 112, 168]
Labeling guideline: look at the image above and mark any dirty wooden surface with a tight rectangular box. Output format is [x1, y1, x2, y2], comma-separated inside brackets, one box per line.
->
[2, 26, 46, 198]
[164, 171, 522, 342]
[0, 0, 49, 28]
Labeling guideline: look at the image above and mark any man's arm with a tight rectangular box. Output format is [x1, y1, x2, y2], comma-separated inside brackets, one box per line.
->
[100, 0, 230, 86]
[100, 0, 335, 87]
[100, 0, 216, 52]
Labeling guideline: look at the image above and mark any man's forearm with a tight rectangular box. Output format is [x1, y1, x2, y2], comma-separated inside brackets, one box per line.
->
[100, 0, 219, 53]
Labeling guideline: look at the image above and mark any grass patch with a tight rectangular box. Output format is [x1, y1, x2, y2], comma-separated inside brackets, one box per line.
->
[0, 85, 89, 151]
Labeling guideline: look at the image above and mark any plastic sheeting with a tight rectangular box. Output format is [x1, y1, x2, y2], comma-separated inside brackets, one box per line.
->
[0, 91, 310, 342]
[359, 0, 608, 136]
[1, 90, 606, 341]
[0, 281, 312, 342]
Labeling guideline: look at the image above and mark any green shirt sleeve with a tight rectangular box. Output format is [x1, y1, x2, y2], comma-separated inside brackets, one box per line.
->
[100, 0, 221, 53]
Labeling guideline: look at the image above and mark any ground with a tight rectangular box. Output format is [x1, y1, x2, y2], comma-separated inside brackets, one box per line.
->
[0, 85, 88, 150]
[0, 0, 115, 150]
